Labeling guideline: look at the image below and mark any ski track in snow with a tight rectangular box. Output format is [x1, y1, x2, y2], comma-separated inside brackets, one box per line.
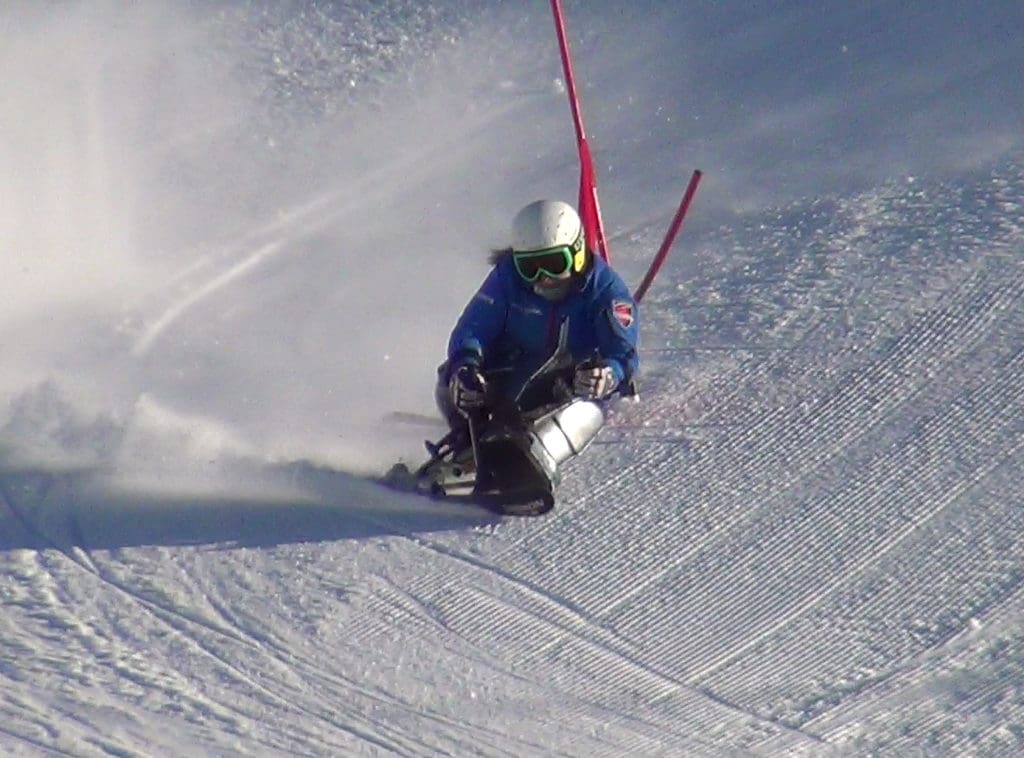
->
[0, 479, 540, 756]
[0, 484, 380, 755]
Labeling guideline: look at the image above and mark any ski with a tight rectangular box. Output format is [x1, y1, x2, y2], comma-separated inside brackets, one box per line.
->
[380, 461, 554, 517]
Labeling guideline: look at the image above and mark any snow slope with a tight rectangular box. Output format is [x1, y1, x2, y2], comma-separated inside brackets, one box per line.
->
[2, 1, 1024, 755]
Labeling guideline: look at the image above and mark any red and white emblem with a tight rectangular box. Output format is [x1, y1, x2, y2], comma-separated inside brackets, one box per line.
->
[611, 300, 634, 329]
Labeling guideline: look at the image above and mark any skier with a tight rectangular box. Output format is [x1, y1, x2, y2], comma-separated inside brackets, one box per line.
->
[436, 199, 639, 437]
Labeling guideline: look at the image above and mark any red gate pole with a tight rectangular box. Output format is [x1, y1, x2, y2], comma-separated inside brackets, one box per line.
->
[633, 169, 703, 303]
[550, 0, 610, 262]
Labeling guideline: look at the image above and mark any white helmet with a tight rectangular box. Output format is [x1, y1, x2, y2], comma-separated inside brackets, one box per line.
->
[511, 200, 583, 253]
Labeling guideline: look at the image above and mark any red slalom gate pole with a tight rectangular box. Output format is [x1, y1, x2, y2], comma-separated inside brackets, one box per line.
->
[633, 169, 703, 304]
[550, 0, 610, 262]
[577, 138, 611, 261]
[550, 0, 585, 144]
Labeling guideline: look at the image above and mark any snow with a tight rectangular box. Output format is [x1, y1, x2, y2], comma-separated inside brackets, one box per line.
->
[2, 0, 1024, 754]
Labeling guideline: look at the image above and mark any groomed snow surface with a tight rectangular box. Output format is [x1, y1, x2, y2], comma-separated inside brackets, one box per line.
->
[2, 1, 1024, 755]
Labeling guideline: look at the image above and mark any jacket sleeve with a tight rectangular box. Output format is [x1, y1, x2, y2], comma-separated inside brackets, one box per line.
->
[593, 278, 640, 391]
[445, 266, 509, 376]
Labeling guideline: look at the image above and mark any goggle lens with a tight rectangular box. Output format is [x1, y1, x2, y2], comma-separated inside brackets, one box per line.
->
[513, 247, 573, 282]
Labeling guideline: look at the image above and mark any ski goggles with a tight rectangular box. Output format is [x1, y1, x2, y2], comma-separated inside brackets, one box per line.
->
[512, 246, 574, 282]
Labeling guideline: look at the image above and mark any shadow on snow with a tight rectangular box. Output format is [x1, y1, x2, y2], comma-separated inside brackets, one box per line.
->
[0, 459, 496, 553]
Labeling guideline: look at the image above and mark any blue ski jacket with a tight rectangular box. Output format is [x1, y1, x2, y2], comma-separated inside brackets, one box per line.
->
[443, 253, 639, 402]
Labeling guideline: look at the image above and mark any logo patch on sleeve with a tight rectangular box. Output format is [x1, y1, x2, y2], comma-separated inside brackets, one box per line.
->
[611, 300, 635, 329]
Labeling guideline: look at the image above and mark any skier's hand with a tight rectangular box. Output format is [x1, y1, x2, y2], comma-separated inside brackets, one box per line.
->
[449, 365, 488, 412]
[573, 362, 618, 400]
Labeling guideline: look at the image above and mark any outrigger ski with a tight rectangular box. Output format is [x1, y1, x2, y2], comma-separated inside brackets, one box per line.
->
[382, 322, 604, 517]
[383, 421, 557, 517]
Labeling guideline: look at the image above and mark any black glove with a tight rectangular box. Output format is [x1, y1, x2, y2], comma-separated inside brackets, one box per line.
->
[449, 365, 488, 412]
[573, 361, 618, 400]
